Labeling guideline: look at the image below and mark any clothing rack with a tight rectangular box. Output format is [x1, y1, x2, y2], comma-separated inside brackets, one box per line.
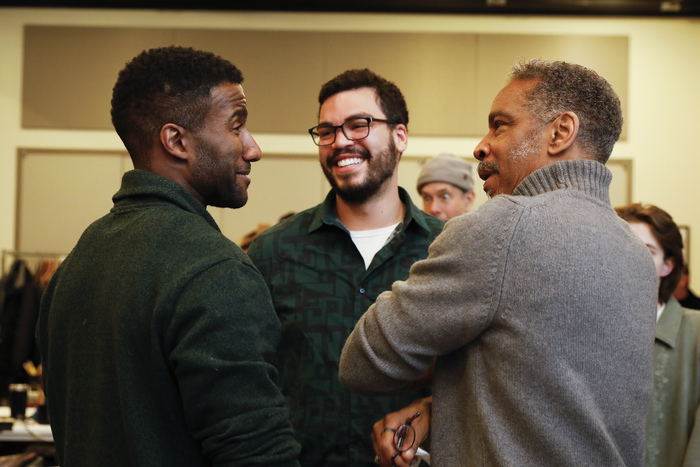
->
[1, 250, 68, 277]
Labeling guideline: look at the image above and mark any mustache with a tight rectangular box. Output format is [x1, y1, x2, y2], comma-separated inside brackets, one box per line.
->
[477, 161, 499, 173]
[329, 147, 370, 165]
[238, 162, 251, 176]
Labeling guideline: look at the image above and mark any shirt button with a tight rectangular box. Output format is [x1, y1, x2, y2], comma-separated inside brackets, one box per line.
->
[359, 288, 365, 294]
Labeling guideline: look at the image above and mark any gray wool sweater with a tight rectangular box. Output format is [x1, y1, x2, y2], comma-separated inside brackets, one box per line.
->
[340, 159, 658, 466]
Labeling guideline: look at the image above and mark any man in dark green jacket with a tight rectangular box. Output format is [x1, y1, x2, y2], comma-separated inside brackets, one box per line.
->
[36, 46, 300, 466]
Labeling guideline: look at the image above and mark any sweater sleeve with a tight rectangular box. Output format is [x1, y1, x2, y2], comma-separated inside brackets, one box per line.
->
[339, 198, 521, 395]
[166, 258, 300, 466]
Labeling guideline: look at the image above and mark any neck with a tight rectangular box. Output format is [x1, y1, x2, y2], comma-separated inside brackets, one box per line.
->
[335, 181, 405, 231]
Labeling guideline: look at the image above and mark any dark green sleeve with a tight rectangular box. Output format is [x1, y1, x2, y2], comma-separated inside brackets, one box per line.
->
[246, 234, 271, 281]
[166, 258, 300, 466]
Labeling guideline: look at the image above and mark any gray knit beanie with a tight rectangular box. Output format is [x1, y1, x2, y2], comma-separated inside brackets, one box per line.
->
[416, 153, 475, 192]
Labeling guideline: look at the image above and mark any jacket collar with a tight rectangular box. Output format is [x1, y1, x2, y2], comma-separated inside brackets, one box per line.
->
[114, 169, 220, 232]
[656, 297, 684, 348]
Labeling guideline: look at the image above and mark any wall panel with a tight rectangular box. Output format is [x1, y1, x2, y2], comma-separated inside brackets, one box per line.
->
[16, 149, 129, 253]
[175, 30, 325, 133]
[22, 26, 629, 139]
[22, 26, 175, 130]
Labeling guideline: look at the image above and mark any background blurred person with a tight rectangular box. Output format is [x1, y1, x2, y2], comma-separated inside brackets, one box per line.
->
[416, 152, 475, 221]
[674, 265, 700, 310]
[616, 203, 700, 467]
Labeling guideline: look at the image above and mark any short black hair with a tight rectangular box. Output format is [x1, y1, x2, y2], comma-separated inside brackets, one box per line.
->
[111, 46, 243, 165]
[318, 68, 408, 127]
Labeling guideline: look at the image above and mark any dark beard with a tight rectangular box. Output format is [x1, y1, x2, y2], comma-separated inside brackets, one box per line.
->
[322, 137, 399, 204]
[192, 135, 248, 209]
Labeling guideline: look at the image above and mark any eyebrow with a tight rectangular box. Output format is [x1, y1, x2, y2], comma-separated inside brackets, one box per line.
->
[488, 110, 514, 124]
[228, 107, 248, 124]
[317, 112, 375, 126]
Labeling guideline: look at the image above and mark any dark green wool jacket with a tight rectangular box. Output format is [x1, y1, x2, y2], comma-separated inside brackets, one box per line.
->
[247, 187, 444, 466]
[37, 170, 300, 466]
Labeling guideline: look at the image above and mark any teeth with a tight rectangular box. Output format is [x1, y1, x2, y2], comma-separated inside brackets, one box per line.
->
[337, 157, 363, 168]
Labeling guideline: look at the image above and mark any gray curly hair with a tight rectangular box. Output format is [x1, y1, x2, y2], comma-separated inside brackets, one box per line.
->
[509, 59, 623, 163]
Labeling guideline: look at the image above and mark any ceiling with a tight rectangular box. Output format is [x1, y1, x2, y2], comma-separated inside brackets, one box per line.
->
[3, 0, 700, 17]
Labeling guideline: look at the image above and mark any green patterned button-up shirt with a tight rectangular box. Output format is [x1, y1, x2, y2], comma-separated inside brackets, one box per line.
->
[248, 187, 444, 466]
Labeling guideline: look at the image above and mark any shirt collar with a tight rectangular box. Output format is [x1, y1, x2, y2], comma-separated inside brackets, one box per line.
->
[308, 187, 430, 234]
[655, 297, 684, 348]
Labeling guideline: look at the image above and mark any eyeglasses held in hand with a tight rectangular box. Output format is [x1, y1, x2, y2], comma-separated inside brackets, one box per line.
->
[308, 117, 397, 146]
[391, 412, 420, 464]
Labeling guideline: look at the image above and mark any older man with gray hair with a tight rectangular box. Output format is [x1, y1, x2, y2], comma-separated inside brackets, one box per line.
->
[340, 59, 658, 467]
[416, 153, 475, 221]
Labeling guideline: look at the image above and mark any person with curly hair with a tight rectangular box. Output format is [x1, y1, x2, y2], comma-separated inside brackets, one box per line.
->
[37, 46, 300, 466]
[340, 59, 657, 466]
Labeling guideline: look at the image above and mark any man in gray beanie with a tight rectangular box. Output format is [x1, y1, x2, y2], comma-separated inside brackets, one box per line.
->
[416, 153, 475, 221]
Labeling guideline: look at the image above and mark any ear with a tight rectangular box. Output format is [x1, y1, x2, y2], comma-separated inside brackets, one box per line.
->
[547, 111, 579, 156]
[463, 189, 476, 211]
[660, 256, 675, 279]
[393, 123, 408, 154]
[159, 123, 194, 162]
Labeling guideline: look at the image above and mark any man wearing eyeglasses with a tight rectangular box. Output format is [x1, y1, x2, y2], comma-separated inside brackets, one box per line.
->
[340, 59, 658, 466]
[247, 68, 443, 466]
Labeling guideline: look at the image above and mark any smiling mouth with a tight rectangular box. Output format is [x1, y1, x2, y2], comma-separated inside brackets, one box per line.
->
[336, 157, 365, 168]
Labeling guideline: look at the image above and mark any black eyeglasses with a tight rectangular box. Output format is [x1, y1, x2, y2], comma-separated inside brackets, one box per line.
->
[391, 412, 420, 464]
[308, 117, 397, 146]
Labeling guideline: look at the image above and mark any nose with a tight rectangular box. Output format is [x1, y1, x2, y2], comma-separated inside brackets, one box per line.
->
[424, 200, 439, 216]
[331, 126, 353, 149]
[473, 136, 490, 161]
[243, 130, 262, 162]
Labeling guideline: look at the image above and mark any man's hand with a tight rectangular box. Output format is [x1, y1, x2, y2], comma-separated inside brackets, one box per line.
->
[372, 396, 432, 466]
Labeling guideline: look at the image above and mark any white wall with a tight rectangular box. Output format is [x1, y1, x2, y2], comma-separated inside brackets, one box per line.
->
[1, 8, 699, 289]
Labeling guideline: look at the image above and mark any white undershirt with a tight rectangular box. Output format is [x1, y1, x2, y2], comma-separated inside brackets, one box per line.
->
[349, 222, 400, 269]
[657, 302, 666, 322]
